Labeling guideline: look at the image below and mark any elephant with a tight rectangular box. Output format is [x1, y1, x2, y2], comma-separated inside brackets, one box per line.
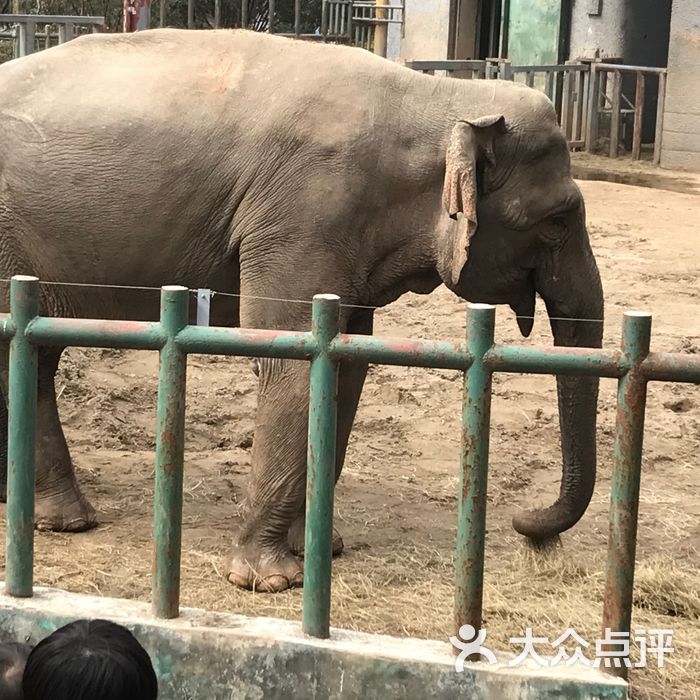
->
[0, 27, 604, 592]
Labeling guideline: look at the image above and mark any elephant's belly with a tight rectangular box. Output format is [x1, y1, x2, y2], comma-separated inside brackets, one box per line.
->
[0, 199, 241, 326]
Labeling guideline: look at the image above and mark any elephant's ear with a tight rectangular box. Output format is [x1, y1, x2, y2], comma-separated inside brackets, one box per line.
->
[442, 115, 506, 286]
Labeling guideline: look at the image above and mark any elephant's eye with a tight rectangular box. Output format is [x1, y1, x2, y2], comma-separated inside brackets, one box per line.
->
[539, 213, 570, 247]
[549, 214, 568, 229]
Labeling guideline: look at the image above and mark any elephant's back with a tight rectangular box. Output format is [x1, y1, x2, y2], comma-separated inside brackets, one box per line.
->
[0, 29, 428, 303]
[0, 28, 404, 129]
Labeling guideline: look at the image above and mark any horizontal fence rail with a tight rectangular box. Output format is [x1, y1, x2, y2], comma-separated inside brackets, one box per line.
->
[3, 276, 700, 676]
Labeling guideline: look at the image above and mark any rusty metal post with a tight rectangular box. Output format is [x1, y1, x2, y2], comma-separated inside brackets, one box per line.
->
[609, 70, 621, 158]
[5, 275, 38, 598]
[602, 311, 652, 678]
[268, 0, 275, 32]
[545, 70, 555, 102]
[454, 303, 495, 653]
[302, 294, 340, 639]
[57, 22, 75, 44]
[561, 64, 573, 141]
[632, 72, 645, 161]
[585, 62, 599, 152]
[573, 67, 584, 142]
[653, 72, 667, 166]
[320, 0, 328, 37]
[152, 285, 189, 619]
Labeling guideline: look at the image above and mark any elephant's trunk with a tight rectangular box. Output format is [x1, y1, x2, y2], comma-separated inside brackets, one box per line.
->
[512, 216, 604, 541]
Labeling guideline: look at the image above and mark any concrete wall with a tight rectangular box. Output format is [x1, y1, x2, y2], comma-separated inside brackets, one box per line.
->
[568, 0, 671, 64]
[0, 586, 629, 700]
[397, 0, 452, 60]
[568, 0, 672, 145]
[568, 0, 627, 61]
[387, 17, 401, 60]
[387, 0, 480, 62]
[661, 0, 700, 171]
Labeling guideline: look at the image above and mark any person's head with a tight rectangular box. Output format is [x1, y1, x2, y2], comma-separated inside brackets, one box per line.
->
[0, 641, 32, 700]
[22, 619, 158, 700]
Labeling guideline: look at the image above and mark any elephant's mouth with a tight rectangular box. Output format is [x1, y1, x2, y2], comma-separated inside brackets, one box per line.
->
[508, 270, 536, 337]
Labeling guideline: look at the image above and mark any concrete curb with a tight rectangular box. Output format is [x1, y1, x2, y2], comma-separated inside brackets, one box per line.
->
[0, 584, 628, 700]
[570, 154, 700, 196]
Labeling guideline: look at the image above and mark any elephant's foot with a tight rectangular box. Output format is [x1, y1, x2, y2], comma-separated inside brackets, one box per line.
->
[35, 486, 97, 532]
[288, 516, 344, 558]
[226, 541, 303, 593]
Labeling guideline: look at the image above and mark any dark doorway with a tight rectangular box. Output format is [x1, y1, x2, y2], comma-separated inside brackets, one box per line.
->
[476, 0, 502, 59]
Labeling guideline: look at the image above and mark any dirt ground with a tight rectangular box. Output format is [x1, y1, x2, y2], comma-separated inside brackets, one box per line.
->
[0, 180, 698, 699]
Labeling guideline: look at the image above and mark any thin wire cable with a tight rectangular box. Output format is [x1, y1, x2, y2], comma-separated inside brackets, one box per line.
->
[0, 278, 162, 293]
[512, 314, 604, 324]
[0, 276, 671, 325]
[0, 278, 380, 311]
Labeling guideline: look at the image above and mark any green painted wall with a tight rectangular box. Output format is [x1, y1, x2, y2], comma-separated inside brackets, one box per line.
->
[507, 0, 562, 65]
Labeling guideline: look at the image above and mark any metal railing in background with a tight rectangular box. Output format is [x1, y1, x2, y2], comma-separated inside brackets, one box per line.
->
[403, 58, 667, 161]
[585, 63, 668, 165]
[402, 58, 494, 79]
[231, 0, 403, 50]
[505, 62, 591, 150]
[349, 0, 404, 53]
[0, 14, 105, 59]
[3, 275, 699, 678]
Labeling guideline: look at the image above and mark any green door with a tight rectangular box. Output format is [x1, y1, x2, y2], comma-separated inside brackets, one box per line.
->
[505, 0, 563, 66]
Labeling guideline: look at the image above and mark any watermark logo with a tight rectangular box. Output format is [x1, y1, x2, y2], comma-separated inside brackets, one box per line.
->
[449, 627, 674, 670]
[449, 625, 497, 670]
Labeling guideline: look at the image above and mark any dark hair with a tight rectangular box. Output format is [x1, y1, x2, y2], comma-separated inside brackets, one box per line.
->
[0, 641, 32, 700]
[22, 619, 158, 700]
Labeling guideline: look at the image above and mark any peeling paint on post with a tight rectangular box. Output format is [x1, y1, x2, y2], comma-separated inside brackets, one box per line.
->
[152, 286, 189, 619]
[602, 311, 652, 679]
[454, 303, 494, 656]
[5, 276, 38, 598]
[302, 294, 340, 639]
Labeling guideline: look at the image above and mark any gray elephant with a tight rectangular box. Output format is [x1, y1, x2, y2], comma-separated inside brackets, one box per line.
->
[0, 28, 603, 592]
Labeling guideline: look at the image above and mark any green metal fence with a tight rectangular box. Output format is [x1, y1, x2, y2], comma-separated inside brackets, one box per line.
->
[3, 275, 700, 675]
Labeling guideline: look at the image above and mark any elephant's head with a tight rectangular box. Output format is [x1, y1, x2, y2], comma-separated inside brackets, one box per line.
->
[436, 91, 604, 542]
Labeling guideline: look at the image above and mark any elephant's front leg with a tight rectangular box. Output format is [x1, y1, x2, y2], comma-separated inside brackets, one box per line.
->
[228, 347, 369, 591]
[287, 308, 373, 558]
[245, 356, 367, 560]
[227, 357, 313, 591]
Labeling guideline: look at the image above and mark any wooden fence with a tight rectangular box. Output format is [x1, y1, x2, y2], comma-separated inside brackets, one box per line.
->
[404, 58, 667, 162]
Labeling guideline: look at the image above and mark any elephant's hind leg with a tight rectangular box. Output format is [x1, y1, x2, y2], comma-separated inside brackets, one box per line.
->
[33, 348, 96, 531]
[0, 345, 96, 530]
